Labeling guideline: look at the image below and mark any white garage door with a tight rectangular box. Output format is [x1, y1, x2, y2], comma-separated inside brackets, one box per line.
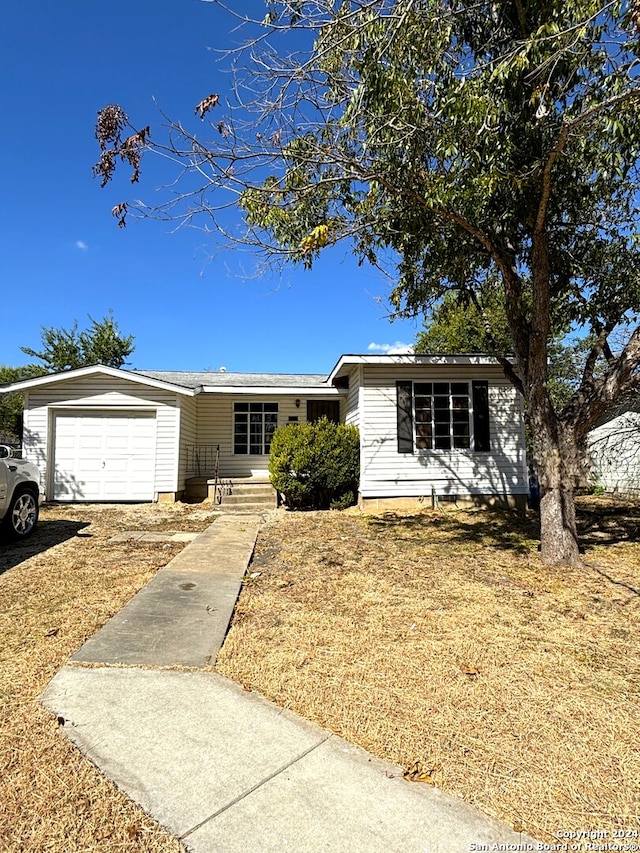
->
[53, 411, 157, 501]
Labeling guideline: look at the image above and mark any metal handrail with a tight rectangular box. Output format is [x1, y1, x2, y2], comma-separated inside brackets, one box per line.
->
[212, 444, 222, 504]
[184, 444, 220, 477]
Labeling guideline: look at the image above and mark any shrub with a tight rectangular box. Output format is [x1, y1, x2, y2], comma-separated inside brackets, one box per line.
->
[269, 418, 360, 509]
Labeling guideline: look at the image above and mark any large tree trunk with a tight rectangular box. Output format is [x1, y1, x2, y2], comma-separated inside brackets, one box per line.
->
[539, 482, 581, 566]
[531, 418, 583, 567]
[523, 223, 583, 566]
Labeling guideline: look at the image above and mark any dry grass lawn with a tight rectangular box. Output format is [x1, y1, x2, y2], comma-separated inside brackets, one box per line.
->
[0, 501, 217, 853]
[216, 497, 640, 843]
[2, 497, 638, 850]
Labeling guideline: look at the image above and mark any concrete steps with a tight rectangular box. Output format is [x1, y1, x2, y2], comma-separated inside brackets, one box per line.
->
[186, 477, 277, 512]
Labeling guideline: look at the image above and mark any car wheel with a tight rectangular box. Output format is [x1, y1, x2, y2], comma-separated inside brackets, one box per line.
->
[3, 490, 39, 539]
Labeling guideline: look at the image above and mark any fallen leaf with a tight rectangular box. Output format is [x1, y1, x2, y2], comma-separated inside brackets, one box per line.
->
[460, 664, 480, 676]
[126, 822, 141, 841]
[402, 760, 440, 784]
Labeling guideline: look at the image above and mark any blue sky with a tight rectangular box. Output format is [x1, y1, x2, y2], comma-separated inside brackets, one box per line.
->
[1, 0, 420, 375]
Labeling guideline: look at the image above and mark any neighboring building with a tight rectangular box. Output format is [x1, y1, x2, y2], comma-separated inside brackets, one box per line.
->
[586, 395, 640, 498]
[0, 354, 528, 509]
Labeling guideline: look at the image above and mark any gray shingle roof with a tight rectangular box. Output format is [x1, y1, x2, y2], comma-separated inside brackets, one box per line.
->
[132, 370, 330, 389]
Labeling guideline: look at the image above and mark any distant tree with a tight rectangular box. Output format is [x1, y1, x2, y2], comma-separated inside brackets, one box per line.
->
[21, 311, 135, 372]
[0, 365, 46, 444]
[415, 293, 597, 411]
[415, 288, 511, 355]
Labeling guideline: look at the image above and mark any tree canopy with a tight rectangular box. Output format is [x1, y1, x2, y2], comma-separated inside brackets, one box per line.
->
[414, 292, 597, 410]
[21, 311, 135, 372]
[1, 313, 134, 443]
[94, 0, 640, 565]
[0, 365, 45, 444]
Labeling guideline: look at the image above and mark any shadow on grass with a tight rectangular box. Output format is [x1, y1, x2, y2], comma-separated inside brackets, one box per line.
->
[0, 519, 90, 576]
[365, 499, 640, 560]
[365, 509, 540, 556]
[576, 500, 640, 547]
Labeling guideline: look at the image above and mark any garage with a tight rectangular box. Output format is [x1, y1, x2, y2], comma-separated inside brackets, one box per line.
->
[52, 411, 157, 501]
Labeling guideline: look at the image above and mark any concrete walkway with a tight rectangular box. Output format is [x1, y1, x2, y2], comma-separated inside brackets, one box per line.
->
[41, 514, 539, 853]
[71, 515, 258, 668]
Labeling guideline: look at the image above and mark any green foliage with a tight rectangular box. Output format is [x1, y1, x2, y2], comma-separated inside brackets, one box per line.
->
[234, 0, 640, 426]
[415, 293, 599, 410]
[21, 311, 135, 372]
[269, 418, 359, 509]
[415, 288, 512, 354]
[546, 336, 600, 411]
[1, 312, 134, 444]
[0, 365, 46, 444]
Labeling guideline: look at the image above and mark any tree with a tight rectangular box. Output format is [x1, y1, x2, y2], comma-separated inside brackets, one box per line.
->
[94, 1, 640, 566]
[415, 289, 512, 355]
[21, 311, 135, 371]
[0, 365, 45, 444]
[414, 293, 596, 410]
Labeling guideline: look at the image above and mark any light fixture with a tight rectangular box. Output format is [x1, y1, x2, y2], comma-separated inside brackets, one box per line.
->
[295, 399, 300, 408]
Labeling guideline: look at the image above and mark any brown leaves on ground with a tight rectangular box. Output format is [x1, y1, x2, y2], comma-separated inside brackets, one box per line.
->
[0, 501, 216, 853]
[402, 760, 441, 784]
[215, 499, 640, 843]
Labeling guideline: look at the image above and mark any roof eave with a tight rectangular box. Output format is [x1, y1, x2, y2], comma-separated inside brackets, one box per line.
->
[328, 352, 502, 383]
[0, 365, 196, 396]
[199, 384, 341, 395]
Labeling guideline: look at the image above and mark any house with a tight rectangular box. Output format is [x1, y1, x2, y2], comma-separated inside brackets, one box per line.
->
[1, 353, 528, 509]
[586, 395, 640, 498]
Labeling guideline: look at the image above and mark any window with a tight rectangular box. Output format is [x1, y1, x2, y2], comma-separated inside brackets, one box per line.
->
[234, 402, 278, 455]
[415, 382, 470, 450]
[396, 380, 490, 453]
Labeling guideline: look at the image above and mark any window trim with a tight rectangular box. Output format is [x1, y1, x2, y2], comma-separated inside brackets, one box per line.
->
[233, 401, 279, 456]
[396, 380, 490, 454]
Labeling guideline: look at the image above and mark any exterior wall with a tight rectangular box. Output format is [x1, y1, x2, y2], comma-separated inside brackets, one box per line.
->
[344, 366, 361, 427]
[357, 364, 527, 500]
[587, 410, 640, 498]
[22, 376, 183, 500]
[177, 395, 198, 494]
[195, 393, 343, 478]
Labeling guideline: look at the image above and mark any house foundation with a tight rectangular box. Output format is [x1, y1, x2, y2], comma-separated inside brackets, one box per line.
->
[358, 493, 527, 512]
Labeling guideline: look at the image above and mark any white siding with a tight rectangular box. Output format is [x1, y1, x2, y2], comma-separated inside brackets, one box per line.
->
[195, 393, 342, 478]
[23, 376, 182, 499]
[177, 395, 198, 490]
[344, 366, 361, 427]
[587, 410, 640, 497]
[358, 365, 527, 498]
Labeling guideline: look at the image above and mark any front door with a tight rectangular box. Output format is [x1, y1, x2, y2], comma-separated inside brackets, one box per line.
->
[306, 400, 340, 424]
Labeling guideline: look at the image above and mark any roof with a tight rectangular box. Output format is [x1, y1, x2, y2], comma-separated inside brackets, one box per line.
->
[328, 352, 505, 383]
[135, 370, 330, 389]
[0, 355, 507, 396]
[0, 365, 197, 396]
[0, 365, 335, 397]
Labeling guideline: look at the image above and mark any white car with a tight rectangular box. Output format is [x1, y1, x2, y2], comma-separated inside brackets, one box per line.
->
[0, 446, 40, 539]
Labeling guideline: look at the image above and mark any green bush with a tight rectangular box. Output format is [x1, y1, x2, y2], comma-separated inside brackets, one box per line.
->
[269, 418, 360, 509]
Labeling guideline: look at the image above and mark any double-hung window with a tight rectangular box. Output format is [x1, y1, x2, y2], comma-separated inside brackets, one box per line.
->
[234, 402, 278, 455]
[397, 380, 490, 453]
